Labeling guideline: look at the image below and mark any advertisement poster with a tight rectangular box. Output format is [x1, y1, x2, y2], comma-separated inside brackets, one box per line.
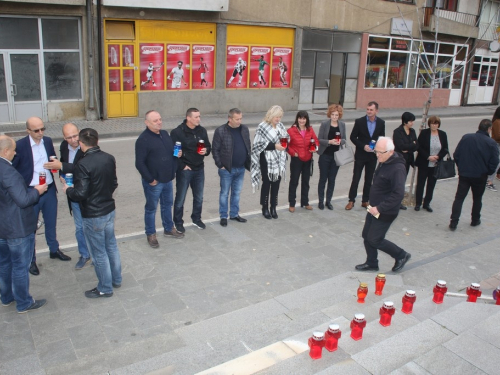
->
[272, 47, 293, 88]
[166, 44, 190, 90]
[122, 69, 134, 91]
[139, 43, 165, 91]
[249, 46, 271, 89]
[122, 44, 134, 67]
[108, 44, 119, 68]
[192, 45, 215, 90]
[226, 45, 248, 89]
[108, 70, 120, 91]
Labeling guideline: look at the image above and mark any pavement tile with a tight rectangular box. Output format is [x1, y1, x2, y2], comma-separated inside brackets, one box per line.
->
[467, 310, 500, 350]
[149, 290, 187, 313]
[388, 361, 432, 375]
[36, 338, 77, 369]
[0, 354, 45, 375]
[0, 330, 36, 363]
[126, 301, 166, 330]
[412, 345, 485, 375]
[0, 313, 30, 336]
[66, 322, 107, 351]
[29, 312, 70, 346]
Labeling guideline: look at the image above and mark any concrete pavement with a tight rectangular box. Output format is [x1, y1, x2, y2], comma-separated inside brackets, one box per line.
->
[1, 176, 499, 374]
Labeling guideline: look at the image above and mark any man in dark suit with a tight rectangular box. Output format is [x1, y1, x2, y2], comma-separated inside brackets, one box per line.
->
[0, 135, 47, 313]
[345, 102, 386, 210]
[45, 123, 89, 269]
[12, 117, 71, 275]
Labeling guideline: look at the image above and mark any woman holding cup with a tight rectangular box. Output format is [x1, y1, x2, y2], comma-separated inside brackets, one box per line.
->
[251, 105, 289, 219]
[317, 104, 346, 210]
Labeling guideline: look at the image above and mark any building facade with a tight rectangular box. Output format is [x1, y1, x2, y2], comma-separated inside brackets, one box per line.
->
[0, 0, 498, 124]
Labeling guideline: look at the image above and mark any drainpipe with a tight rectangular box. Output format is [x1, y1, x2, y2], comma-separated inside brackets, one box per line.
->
[86, 0, 94, 110]
[97, 0, 104, 119]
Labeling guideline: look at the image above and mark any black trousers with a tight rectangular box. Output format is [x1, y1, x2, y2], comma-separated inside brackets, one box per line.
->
[288, 157, 312, 207]
[362, 213, 406, 267]
[317, 153, 340, 204]
[415, 165, 437, 207]
[348, 157, 377, 203]
[260, 157, 281, 206]
[450, 175, 487, 224]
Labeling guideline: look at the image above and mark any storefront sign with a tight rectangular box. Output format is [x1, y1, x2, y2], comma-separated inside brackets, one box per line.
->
[391, 18, 412, 37]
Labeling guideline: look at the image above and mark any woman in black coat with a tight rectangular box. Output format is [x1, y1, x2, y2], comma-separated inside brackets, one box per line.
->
[414, 115, 449, 212]
[393, 112, 418, 210]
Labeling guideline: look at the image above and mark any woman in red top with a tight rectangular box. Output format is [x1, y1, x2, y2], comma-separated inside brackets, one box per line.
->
[287, 111, 319, 212]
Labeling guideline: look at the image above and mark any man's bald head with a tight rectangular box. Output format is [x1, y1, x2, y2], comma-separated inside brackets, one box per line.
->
[0, 135, 16, 161]
[62, 123, 80, 148]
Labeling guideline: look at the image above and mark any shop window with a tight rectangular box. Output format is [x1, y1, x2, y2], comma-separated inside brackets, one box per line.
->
[333, 34, 361, 53]
[346, 54, 360, 79]
[456, 46, 467, 60]
[369, 36, 390, 49]
[366, 51, 388, 88]
[407, 54, 418, 88]
[423, 42, 436, 53]
[42, 19, 79, 49]
[436, 56, 451, 88]
[388, 52, 410, 88]
[301, 51, 315, 77]
[438, 43, 454, 55]
[452, 63, 465, 89]
[0, 57, 6, 102]
[106, 21, 135, 40]
[488, 66, 497, 86]
[0, 18, 39, 49]
[479, 65, 489, 86]
[417, 55, 433, 88]
[44, 52, 82, 99]
[303, 30, 332, 51]
[314, 52, 331, 88]
[471, 63, 480, 80]
[391, 39, 410, 51]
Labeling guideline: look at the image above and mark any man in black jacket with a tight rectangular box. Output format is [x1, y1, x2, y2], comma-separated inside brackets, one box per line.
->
[45, 123, 90, 269]
[449, 119, 500, 230]
[355, 137, 411, 273]
[62, 129, 122, 298]
[212, 108, 251, 227]
[135, 110, 184, 248]
[171, 108, 211, 233]
[345, 102, 385, 210]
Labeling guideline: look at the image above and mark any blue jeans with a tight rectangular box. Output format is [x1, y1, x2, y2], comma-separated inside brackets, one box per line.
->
[83, 211, 122, 294]
[142, 179, 174, 235]
[218, 167, 245, 219]
[71, 201, 90, 259]
[174, 168, 205, 225]
[32, 183, 59, 261]
[0, 233, 35, 312]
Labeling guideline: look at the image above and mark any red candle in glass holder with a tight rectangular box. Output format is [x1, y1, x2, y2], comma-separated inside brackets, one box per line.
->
[401, 290, 416, 314]
[357, 282, 368, 303]
[280, 137, 288, 148]
[197, 139, 205, 154]
[308, 331, 325, 359]
[493, 288, 500, 305]
[49, 156, 58, 173]
[466, 283, 482, 303]
[334, 132, 341, 142]
[350, 313, 366, 341]
[379, 301, 395, 327]
[324, 324, 341, 352]
[432, 280, 447, 304]
[39, 171, 46, 185]
[375, 273, 386, 295]
[309, 138, 316, 152]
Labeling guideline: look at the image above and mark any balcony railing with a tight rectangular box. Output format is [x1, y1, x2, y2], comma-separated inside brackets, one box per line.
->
[479, 22, 499, 41]
[423, 7, 478, 28]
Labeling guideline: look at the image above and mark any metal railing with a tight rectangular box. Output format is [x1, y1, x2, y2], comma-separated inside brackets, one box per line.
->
[479, 22, 499, 41]
[423, 7, 478, 28]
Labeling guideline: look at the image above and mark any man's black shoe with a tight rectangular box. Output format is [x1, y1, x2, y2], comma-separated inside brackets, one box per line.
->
[471, 220, 481, 227]
[176, 224, 185, 234]
[193, 220, 206, 229]
[449, 221, 458, 231]
[112, 283, 121, 288]
[29, 262, 40, 276]
[220, 218, 227, 227]
[85, 287, 113, 299]
[355, 263, 379, 271]
[414, 206, 421, 211]
[17, 299, 46, 314]
[423, 206, 433, 213]
[400, 205, 407, 210]
[318, 202, 324, 210]
[50, 250, 71, 261]
[230, 216, 247, 223]
[392, 253, 411, 272]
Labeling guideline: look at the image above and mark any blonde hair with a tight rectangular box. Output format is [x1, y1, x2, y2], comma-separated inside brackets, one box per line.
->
[327, 104, 344, 119]
[263, 105, 284, 124]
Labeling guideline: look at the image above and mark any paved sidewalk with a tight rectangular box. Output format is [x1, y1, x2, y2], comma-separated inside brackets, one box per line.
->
[1, 177, 499, 374]
[1, 105, 496, 142]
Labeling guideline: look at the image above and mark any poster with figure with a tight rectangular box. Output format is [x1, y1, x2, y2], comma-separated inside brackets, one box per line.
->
[139, 43, 165, 91]
[108, 69, 120, 91]
[192, 45, 215, 90]
[249, 46, 271, 89]
[226, 46, 248, 89]
[166, 44, 190, 90]
[108, 44, 119, 67]
[272, 47, 293, 88]
[122, 45, 134, 67]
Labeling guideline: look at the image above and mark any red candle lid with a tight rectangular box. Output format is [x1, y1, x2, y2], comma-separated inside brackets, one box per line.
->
[436, 280, 446, 287]
[470, 283, 480, 290]
[383, 301, 394, 309]
[376, 273, 386, 279]
[354, 313, 365, 322]
[405, 290, 416, 297]
[359, 282, 368, 288]
[328, 323, 340, 333]
[312, 331, 325, 341]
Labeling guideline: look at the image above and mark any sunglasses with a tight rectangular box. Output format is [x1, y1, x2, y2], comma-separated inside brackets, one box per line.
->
[29, 127, 46, 133]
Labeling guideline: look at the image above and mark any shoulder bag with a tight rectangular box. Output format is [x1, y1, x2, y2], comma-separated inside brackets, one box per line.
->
[433, 151, 456, 180]
[334, 144, 355, 166]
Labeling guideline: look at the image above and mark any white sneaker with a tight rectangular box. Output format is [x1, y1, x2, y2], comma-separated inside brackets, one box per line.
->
[487, 184, 497, 192]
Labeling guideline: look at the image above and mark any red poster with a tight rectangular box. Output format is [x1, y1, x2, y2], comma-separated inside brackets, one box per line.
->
[272, 47, 293, 88]
[192, 45, 215, 90]
[249, 46, 271, 89]
[139, 43, 165, 91]
[108, 44, 119, 67]
[226, 45, 248, 89]
[122, 45, 134, 67]
[108, 70, 120, 91]
[166, 44, 190, 90]
[123, 69, 134, 91]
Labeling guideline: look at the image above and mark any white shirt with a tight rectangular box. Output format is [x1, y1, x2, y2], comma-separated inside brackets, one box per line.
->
[68, 144, 80, 164]
[29, 136, 53, 186]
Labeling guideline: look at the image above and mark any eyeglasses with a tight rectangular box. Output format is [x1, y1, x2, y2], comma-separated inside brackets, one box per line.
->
[29, 127, 46, 133]
[374, 150, 388, 155]
[65, 135, 79, 140]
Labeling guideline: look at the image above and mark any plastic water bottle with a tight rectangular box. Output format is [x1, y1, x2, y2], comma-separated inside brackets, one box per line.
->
[173, 142, 181, 157]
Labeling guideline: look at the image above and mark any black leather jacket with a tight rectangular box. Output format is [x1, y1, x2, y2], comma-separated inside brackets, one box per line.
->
[66, 146, 118, 218]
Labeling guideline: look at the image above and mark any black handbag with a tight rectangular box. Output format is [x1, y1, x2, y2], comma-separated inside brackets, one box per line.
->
[433, 152, 456, 180]
[310, 157, 314, 177]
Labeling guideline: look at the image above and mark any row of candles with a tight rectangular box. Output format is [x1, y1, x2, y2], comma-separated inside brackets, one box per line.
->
[308, 274, 500, 359]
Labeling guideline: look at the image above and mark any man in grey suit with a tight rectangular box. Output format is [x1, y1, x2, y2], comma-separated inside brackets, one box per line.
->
[0, 135, 47, 313]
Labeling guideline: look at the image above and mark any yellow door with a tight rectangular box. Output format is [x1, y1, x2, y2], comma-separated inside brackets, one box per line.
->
[106, 43, 138, 118]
